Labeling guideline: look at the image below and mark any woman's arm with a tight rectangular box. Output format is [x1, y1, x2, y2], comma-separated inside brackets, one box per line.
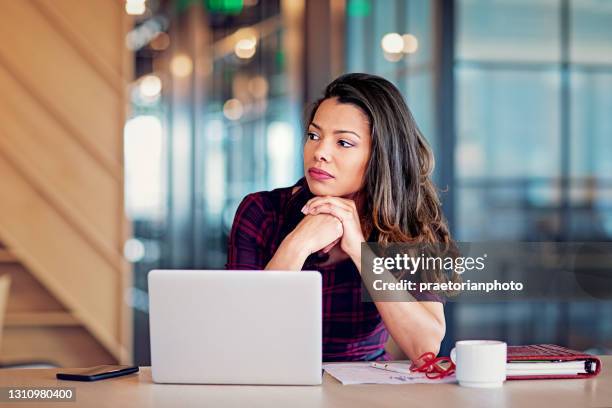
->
[303, 196, 446, 362]
[355, 245, 446, 361]
[264, 231, 311, 270]
[375, 302, 445, 360]
[265, 213, 344, 270]
[227, 192, 344, 271]
[226, 194, 271, 270]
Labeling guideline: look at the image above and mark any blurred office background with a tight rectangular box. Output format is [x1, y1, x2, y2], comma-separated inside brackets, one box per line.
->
[0, 0, 611, 367]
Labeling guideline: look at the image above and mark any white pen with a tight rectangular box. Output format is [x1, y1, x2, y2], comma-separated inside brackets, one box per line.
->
[370, 362, 413, 375]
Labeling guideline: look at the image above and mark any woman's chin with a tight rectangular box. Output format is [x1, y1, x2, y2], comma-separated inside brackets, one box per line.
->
[306, 179, 336, 196]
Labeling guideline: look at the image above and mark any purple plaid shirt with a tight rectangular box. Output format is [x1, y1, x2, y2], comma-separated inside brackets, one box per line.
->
[226, 178, 442, 361]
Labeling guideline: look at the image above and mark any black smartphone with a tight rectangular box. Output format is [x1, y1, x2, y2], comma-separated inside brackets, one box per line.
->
[56, 365, 139, 381]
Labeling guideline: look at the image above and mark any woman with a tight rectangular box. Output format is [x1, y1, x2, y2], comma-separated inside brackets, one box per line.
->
[227, 73, 451, 363]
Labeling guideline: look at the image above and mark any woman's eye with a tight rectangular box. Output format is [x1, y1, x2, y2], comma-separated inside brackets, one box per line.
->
[307, 132, 319, 140]
[338, 140, 354, 148]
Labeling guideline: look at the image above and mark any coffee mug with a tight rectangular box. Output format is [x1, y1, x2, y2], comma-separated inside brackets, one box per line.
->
[450, 340, 507, 388]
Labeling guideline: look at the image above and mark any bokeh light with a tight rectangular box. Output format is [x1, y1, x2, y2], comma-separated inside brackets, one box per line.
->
[170, 54, 193, 77]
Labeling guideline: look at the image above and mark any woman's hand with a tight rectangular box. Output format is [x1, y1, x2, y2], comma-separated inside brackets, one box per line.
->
[287, 213, 344, 255]
[301, 196, 365, 259]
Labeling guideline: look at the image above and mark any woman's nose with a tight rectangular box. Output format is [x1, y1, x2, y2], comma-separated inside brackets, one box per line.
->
[313, 142, 331, 162]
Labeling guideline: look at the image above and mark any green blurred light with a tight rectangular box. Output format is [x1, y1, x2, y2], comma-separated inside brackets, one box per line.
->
[347, 0, 371, 17]
[275, 50, 285, 70]
[206, 0, 243, 15]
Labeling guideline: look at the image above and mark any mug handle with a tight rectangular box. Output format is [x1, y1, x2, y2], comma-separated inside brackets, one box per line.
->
[450, 347, 456, 364]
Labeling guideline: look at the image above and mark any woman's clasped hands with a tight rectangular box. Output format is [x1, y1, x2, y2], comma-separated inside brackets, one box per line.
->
[300, 196, 365, 259]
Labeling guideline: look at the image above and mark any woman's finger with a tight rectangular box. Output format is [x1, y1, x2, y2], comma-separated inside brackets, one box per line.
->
[303, 197, 354, 215]
[310, 204, 352, 223]
[303, 196, 352, 211]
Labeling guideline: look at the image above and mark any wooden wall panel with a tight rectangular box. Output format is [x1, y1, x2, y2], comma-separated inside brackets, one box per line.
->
[0, 265, 66, 313]
[0, 0, 131, 364]
[0, 1, 122, 176]
[2, 327, 115, 368]
[0, 65, 119, 257]
[32, 0, 124, 76]
[0, 157, 120, 349]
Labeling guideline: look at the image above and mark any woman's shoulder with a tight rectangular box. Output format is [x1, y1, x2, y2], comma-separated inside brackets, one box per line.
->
[235, 178, 309, 221]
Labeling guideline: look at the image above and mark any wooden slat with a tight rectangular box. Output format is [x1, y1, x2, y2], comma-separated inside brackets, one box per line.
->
[5, 312, 80, 327]
[119, 7, 135, 365]
[0, 274, 9, 347]
[0, 1, 122, 179]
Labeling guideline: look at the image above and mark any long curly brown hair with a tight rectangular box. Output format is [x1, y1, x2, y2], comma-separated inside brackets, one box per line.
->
[307, 73, 457, 287]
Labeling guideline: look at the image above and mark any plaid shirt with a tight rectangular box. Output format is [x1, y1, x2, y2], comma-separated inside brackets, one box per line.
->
[226, 178, 442, 361]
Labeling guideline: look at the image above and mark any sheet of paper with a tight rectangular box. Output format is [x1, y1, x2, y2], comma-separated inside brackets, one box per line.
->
[322, 362, 457, 385]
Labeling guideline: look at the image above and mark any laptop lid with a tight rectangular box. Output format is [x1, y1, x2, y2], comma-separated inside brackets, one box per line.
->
[148, 269, 322, 385]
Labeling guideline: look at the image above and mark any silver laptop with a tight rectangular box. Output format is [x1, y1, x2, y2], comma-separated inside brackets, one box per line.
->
[148, 269, 322, 385]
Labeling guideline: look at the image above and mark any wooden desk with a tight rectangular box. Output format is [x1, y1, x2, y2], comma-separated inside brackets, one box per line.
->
[0, 357, 610, 408]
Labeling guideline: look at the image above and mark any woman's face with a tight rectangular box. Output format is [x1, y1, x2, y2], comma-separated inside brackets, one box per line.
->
[303, 97, 372, 197]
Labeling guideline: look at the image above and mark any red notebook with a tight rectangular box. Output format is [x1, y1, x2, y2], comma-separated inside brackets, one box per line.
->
[507, 344, 602, 380]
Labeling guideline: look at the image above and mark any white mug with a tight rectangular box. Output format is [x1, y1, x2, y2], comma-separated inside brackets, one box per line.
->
[450, 340, 507, 388]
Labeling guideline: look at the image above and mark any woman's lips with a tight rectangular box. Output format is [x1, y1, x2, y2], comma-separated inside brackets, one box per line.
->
[308, 168, 334, 180]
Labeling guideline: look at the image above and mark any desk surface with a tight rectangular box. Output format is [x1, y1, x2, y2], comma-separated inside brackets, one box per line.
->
[0, 356, 610, 408]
